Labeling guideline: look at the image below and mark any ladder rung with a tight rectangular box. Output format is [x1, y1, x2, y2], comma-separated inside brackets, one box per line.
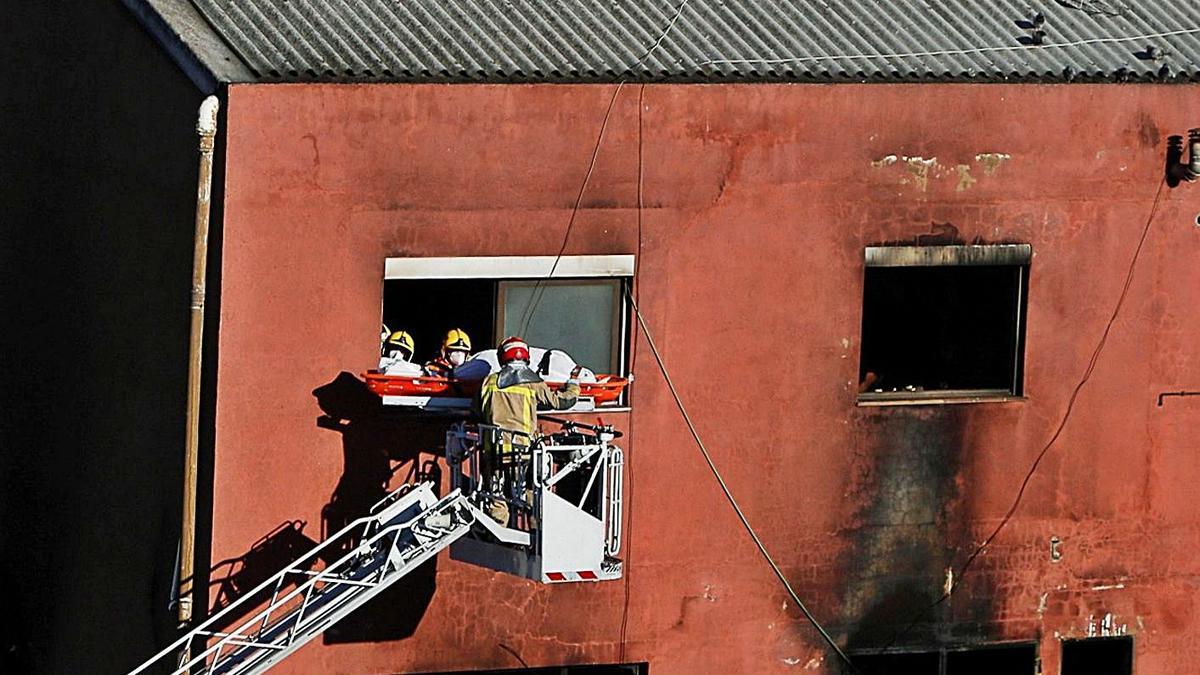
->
[194, 632, 286, 651]
[296, 570, 378, 588]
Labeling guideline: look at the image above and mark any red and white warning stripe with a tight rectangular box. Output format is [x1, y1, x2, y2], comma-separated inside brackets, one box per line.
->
[543, 570, 600, 582]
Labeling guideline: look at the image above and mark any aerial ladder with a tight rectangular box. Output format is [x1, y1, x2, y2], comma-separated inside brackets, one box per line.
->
[130, 419, 624, 675]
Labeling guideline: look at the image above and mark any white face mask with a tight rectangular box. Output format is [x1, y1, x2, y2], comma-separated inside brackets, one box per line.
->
[448, 351, 467, 367]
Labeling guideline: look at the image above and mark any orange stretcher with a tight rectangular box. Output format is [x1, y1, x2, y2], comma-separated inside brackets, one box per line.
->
[363, 372, 629, 405]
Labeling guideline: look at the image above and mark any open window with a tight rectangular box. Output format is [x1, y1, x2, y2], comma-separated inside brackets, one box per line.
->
[849, 650, 939, 674]
[1061, 636, 1133, 675]
[857, 244, 1030, 405]
[850, 642, 1037, 674]
[380, 255, 633, 409]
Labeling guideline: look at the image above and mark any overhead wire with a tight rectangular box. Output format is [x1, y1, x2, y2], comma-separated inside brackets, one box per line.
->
[512, 3, 1181, 669]
[517, 2, 858, 670]
[517, 16, 1200, 331]
[698, 27, 1200, 66]
[517, 0, 691, 335]
[875, 176, 1169, 655]
[625, 289, 862, 675]
[617, 82, 647, 663]
[516, 81, 626, 335]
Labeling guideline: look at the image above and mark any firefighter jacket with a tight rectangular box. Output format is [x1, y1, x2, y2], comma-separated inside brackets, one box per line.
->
[477, 366, 580, 439]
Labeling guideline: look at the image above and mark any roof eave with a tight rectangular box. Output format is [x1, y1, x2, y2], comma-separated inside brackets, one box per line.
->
[121, 0, 257, 93]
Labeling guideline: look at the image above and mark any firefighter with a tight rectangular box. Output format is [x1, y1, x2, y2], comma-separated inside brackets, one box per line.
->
[476, 336, 581, 525]
[378, 330, 421, 375]
[424, 328, 473, 377]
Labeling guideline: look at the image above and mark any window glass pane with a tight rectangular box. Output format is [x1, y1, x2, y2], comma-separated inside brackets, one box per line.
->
[501, 280, 618, 374]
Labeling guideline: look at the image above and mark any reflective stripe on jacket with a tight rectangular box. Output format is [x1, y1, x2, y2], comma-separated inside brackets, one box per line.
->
[478, 372, 580, 438]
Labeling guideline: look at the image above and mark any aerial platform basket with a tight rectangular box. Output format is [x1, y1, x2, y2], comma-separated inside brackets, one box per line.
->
[445, 419, 625, 583]
[128, 419, 624, 675]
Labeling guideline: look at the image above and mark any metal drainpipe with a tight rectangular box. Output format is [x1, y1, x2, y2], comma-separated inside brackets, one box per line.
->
[1188, 128, 1200, 177]
[179, 95, 220, 628]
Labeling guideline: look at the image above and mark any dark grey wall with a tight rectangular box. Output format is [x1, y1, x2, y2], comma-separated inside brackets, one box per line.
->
[0, 3, 206, 673]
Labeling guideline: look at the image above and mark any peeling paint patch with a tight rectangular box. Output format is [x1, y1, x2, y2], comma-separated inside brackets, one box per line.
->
[782, 657, 802, 666]
[873, 153, 1007, 192]
[1091, 583, 1126, 591]
[1086, 612, 1129, 637]
[975, 152, 1011, 175]
[1037, 592, 1048, 616]
[955, 164, 977, 191]
[903, 156, 938, 192]
[804, 656, 824, 669]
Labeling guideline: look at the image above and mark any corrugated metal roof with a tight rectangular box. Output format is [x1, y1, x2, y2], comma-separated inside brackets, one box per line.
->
[183, 0, 1200, 82]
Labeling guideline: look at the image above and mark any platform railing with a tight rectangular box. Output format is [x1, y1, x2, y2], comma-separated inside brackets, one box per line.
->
[446, 421, 623, 557]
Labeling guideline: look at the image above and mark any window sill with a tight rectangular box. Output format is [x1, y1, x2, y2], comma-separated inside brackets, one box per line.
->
[857, 390, 1024, 407]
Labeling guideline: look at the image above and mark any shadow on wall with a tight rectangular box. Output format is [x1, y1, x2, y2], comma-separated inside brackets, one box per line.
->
[207, 521, 321, 620]
[311, 372, 447, 643]
[0, 3, 208, 672]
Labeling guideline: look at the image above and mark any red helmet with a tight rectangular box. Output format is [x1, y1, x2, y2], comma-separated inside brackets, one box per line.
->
[498, 336, 530, 365]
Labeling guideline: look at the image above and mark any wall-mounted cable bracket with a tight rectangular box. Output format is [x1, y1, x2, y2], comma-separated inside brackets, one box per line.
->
[1157, 390, 1200, 406]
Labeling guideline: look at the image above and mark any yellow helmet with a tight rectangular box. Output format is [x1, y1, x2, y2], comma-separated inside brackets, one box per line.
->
[442, 328, 472, 354]
[383, 330, 415, 360]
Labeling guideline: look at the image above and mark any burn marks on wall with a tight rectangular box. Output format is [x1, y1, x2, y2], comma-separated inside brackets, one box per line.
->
[838, 406, 997, 649]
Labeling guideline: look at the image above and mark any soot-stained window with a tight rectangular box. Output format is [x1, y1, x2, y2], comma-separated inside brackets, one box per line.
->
[945, 642, 1038, 673]
[1061, 637, 1133, 675]
[858, 245, 1030, 403]
[850, 650, 940, 674]
[849, 642, 1037, 674]
[422, 664, 648, 675]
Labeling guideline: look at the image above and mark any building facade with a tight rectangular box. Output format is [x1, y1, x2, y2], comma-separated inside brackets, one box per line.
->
[5, 2, 1200, 674]
[211, 81, 1200, 675]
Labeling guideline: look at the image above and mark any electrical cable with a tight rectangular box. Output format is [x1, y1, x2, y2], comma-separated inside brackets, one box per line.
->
[517, 81, 625, 335]
[517, 1, 691, 335]
[511, 2, 858, 665]
[631, 0, 691, 66]
[874, 176, 1169, 655]
[617, 82, 647, 663]
[698, 27, 1200, 66]
[625, 289, 863, 674]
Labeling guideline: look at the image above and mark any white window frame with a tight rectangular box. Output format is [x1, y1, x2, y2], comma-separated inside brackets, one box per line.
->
[385, 254, 635, 280]
[381, 255, 635, 407]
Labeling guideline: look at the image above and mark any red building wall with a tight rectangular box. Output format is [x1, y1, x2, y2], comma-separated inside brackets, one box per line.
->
[213, 82, 1200, 674]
